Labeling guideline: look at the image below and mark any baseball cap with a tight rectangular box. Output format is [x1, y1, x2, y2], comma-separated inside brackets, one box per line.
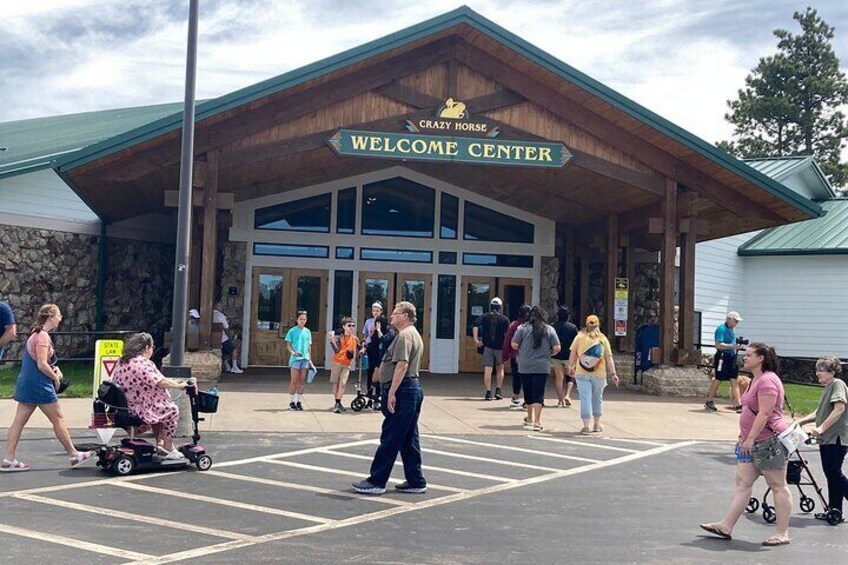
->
[726, 311, 743, 322]
[490, 297, 503, 306]
[188, 309, 200, 319]
[371, 302, 383, 311]
[586, 314, 600, 326]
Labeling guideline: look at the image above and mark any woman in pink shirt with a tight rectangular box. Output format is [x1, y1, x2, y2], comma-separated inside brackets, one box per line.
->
[701, 342, 792, 546]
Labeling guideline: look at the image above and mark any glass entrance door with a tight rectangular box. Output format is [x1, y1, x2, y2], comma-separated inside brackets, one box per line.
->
[459, 276, 496, 373]
[498, 277, 532, 375]
[249, 267, 328, 366]
[397, 273, 432, 369]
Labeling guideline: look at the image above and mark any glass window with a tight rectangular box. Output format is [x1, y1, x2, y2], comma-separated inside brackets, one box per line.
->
[337, 187, 356, 234]
[253, 243, 329, 258]
[335, 247, 354, 260]
[360, 248, 432, 263]
[463, 202, 534, 243]
[333, 270, 353, 330]
[439, 251, 457, 265]
[256, 274, 283, 330]
[436, 275, 456, 339]
[440, 193, 458, 239]
[255, 193, 331, 232]
[463, 253, 534, 268]
[362, 177, 435, 238]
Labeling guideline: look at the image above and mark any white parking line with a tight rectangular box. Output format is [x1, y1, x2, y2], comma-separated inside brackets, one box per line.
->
[320, 449, 516, 483]
[113, 482, 333, 524]
[0, 522, 153, 561]
[203, 470, 408, 506]
[13, 492, 255, 541]
[527, 435, 639, 453]
[213, 438, 381, 468]
[124, 441, 700, 565]
[602, 438, 667, 447]
[420, 447, 565, 473]
[262, 459, 466, 493]
[425, 435, 601, 463]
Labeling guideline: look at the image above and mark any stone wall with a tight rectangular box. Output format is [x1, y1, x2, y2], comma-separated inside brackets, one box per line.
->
[0, 224, 174, 360]
[217, 241, 246, 329]
[539, 256, 559, 320]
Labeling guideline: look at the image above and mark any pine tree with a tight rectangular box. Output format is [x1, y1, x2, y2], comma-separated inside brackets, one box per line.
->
[721, 7, 848, 190]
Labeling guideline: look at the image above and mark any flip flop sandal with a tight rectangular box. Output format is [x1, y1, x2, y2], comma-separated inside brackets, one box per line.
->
[762, 537, 790, 546]
[563, 399, 572, 406]
[69, 450, 96, 468]
[699, 524, 732, 540]
[0, 458, 30, 472]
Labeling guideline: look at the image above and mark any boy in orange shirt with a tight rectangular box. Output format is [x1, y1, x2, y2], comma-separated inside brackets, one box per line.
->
[328, 317, 359, 413]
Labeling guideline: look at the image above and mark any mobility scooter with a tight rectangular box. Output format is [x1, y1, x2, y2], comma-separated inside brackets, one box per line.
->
[92, 379, 216, 476]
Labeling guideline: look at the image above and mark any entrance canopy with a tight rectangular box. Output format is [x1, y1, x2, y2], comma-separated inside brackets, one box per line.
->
[55, 7, 820, 242]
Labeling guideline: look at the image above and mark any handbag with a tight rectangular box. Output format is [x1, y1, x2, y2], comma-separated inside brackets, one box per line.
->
[54, 379, 71, 394]
[777, 422, 809, 454]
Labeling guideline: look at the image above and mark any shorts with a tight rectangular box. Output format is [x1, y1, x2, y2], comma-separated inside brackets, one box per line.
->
[550, 358, 575, 382]
[222, 340, 235, 356]
[482, 347, 503, 367]
[522, 373, 547, 405]
[751, 436, 789, 471]
[329, 364, 351, 384]
[290, 358, 310, 370]
[715, 361, 739, 381]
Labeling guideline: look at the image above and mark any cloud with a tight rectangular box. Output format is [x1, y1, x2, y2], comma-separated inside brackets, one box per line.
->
[1, 0, 846, 151]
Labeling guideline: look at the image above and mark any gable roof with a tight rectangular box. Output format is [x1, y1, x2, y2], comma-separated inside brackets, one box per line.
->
[744, 156, 835, 200]
[738, 199, 848, 256]
[50, 6, 821, 221]
[0, 103, 183, 180]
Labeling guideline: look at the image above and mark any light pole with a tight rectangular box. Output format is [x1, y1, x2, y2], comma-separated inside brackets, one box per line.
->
[164, 0, 199, 381]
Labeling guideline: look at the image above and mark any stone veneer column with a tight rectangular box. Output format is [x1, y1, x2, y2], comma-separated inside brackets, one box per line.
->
[539, 257, 559, 320]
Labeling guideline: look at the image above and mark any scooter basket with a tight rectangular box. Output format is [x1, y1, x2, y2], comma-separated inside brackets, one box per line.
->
[198, 391, 219, 413]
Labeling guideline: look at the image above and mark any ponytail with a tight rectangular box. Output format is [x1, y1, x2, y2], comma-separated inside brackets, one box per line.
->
[749, 342, 780, 374]
[30, 304, 60, 334]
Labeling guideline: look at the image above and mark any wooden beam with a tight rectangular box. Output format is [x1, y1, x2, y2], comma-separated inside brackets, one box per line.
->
[579, 256, 590, 324]
[678, 192, 697, 360]
[376, 82, 442, 109]
[447, 58, 458, 96]
[454, 42, 786, 224]
[605, 213, 618, 345]
[624, 239, 636, 351]
[659, 179, 678, 365]
[570, 152, 665, 197]
[100, 38, 458, 183]
[467, 89, 525, 114]
[198, 150, 219, 350]
[165, 189, 233, 209]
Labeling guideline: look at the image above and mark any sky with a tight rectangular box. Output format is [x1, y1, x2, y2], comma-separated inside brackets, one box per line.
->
[2, 0, 847, 147]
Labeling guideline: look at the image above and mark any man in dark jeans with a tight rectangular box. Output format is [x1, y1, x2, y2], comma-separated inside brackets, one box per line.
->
[353, 301, 426, 495]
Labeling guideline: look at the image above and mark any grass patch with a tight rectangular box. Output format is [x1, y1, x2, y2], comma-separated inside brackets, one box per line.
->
[0, 361, 95, 399]
[716, 381, 823, 417]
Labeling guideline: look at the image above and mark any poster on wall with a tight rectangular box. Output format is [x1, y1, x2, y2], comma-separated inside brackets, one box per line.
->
[614, 278, 629, 337]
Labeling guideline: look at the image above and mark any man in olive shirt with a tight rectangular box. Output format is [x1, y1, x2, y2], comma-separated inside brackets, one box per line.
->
[353, 301, 426, 495]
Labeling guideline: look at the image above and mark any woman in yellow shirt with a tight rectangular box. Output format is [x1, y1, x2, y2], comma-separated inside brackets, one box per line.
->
[567, 315, 619, 434]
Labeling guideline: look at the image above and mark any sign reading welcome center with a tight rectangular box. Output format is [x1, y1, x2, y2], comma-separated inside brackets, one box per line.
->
[327, 130, 571, 168]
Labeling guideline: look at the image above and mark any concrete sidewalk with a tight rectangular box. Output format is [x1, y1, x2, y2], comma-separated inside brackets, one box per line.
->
[0, 369, 741, 441]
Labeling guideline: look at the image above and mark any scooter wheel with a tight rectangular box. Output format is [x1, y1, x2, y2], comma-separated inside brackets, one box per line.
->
[763, 507, 776, 524]
[826, 508, 843, 525]
[800, 496, 815, 513]
[112, 455, 136, 476]
[351, 397, 365, 412]
[196, 455, 213, 471]
[746, 497, 760, 513]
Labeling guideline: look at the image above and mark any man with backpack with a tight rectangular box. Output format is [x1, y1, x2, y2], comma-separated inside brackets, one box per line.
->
[473, 297, 510, 401]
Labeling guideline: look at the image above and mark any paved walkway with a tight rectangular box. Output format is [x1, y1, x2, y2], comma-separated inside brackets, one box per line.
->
[0, 370, 741, 441]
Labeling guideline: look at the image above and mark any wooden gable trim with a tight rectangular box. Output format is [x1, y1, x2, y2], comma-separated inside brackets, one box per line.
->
[454, 42, 784, 224]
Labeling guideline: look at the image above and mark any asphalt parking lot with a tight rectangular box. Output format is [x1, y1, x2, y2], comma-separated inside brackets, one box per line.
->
[1, 429, 845, 564]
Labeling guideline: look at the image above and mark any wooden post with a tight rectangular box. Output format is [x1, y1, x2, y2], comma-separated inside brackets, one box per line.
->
[622, 237, 636, 352]
[579, 254, 590, 324]
[564, 226, 575, 314]
[605, 213, 618, 346]
[679, 192, 697, 362]
[198, 150, 219, 349]
[660, 179, 678, 365]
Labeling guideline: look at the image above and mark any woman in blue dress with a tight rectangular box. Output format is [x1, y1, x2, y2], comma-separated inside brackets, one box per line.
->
[1, 304, 95, 472]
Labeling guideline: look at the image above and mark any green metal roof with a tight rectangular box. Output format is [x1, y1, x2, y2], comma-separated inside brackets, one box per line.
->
[744, 156, 835, 199]
[52, 6, 821, 220]
[738, 199, 848, 256]
[0, 103, 183, 180]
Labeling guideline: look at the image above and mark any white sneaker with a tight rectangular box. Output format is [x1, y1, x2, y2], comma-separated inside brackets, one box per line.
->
[223, 361, 233, 372]
[231, 365, 244, 374]
[164, 449, 186, 460]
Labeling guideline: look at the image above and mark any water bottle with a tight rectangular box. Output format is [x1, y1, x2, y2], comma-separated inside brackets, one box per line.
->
[208, 386, 219, 396]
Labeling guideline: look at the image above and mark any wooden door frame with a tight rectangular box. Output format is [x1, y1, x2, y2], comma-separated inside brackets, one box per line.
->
[459, 275, 497, 373]
[287, 268, 329, 367]
[358, 270, 396, 322]
[396, 272, 432, 370]
[248, 266, 287, 365]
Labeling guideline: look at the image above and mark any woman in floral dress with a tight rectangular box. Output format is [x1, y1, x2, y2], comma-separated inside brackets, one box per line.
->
[111, 333, 188, 459]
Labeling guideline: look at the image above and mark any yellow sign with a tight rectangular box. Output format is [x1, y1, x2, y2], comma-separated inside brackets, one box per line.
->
[614, 278, 629, 300]
[93, 339, 123, 398]
[438, 98, 467, 119]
